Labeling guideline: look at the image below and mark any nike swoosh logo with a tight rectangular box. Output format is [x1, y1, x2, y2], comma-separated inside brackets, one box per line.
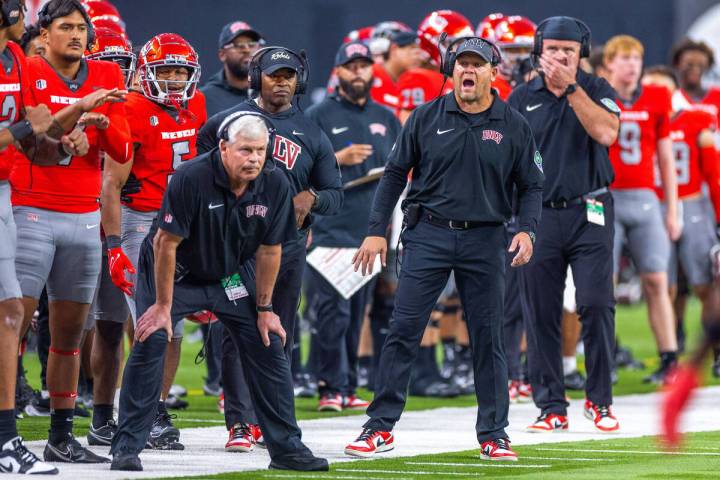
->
[47, 443, 71, 459]
[526, 104, 543, 112]
[86, 224, 99, 229]
[292, 130, 304, 136]
[208, 203, 224, 210]
[331, 126, 349, 135]
[437, 128, 454, 135]
[690, 215, 703, 223]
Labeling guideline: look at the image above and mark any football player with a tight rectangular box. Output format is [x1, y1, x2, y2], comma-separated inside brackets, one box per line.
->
[670, 38, 720, 122]
[9, 0, 131, 464]
[605, 35, 681, 384]
[101, 32, 206, 450]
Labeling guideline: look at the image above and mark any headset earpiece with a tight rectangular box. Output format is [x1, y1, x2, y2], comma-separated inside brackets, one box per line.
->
[249, 46, 309, 95]
[532, 17, 591, 61]
[0, 0, 21, 27]
[216, 111, 277, 169]
[37, 0, 95, 48]
[442, 36, 501, 77]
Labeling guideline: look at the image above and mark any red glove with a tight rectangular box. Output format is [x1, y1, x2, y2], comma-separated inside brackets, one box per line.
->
[661, 364, 700, 448]
[108, 247, 136, 296]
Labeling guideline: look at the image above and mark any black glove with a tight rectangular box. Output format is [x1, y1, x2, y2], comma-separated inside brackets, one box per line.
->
[120, 173, 141, 203]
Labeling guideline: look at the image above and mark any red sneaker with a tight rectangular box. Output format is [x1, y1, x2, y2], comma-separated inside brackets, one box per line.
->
[661, 365, 700, 447]
[225, 424, 255, 452]
[517, 381, 533, 403]
[344, 428, 394, 458]
[526, 413, 569, 433]
[249, 424, 265, 449]
[584, 400, 620, 432]
[318, 393, 343, 412]
[342, 394, 370, 411]
[480, 438, 518, 461]
[508, 381, 520, 404]
[217, 392, 225, 415]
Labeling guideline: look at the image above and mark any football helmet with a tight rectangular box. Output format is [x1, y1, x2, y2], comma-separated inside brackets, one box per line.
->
[476, 13, 505, 40]
[86, 27, 135, 87]
[369, 20, 412, 56]
[137, 33, 201, 105]
[91, 17, 127, 40]
[487, 16, 537, 79]
[418, 10, 474, 66]
[344, 26, 374, 44]
[83, 1, 125, 28]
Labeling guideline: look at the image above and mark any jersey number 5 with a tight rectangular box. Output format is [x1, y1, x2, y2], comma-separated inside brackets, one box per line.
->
[167, 140, 191, 184]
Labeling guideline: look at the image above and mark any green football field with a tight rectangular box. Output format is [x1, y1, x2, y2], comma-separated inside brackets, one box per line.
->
[15, 298, 720, 479]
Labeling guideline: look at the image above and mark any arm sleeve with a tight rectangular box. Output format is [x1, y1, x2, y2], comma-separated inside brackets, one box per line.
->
[196, 113, 220, 154]
[366, 109, 419, 237]
[309, 130, 344, 215]
[513, 121, 544, 235]
[157, 170, 197, 239]
[263, 175, 298, 245]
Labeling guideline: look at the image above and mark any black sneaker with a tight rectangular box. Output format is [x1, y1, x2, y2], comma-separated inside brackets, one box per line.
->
[24, 392, 51, 417]
[43, 434, 110, 463]
[146, 412, 184, 450]
[0, 436, 58, 474]
[165, 394, 189, 410]
[269, 452, 329, 471]
[564, 370, 586, 391]
[73, 404, 90, 418]
[87, 419, 117, 446]
[110, 452, 142, 471]
[409, 380, 461, 398]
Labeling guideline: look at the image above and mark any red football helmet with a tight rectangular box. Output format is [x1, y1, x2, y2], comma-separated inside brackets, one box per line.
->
[369, 20, 413, 55]
[83, 1, 125, 28]
[418, 10, 474, 66]
[137, 33, 201, 106]
[476, 13, 505, 40]
[493, 16, 537, 48]
[91, 18, 127, 40]
[344, 26, 374, 44]
[86, 27, 135, 87]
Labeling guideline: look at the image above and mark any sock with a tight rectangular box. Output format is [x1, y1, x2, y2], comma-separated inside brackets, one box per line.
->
[157, 400, 168, 416]
[0, 409, 18, 445]
[563, 356, 577, 375]
[660, 351, 678, 369]
[49, 408, 74, 444]
[92, 404, 114, 429]
[442, 338, 456, 363]
[358, 355, 371, 369]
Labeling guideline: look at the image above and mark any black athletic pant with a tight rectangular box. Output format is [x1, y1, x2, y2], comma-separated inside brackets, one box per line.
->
[503, 255, 525, 382]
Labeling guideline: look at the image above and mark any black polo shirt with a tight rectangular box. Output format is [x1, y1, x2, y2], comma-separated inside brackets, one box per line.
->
[306, 92, 401, 247]
[367, 91, 544, 237]
[508, 69, 619, 204]
[151, 149, 297, 284]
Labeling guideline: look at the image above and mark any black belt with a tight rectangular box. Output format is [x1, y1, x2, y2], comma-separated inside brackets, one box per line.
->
[544, 187, 609, 209]
[423, 213, 502, 230]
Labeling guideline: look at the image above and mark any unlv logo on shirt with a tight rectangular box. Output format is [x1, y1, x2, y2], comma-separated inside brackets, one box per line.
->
[272, 135, 302, 169]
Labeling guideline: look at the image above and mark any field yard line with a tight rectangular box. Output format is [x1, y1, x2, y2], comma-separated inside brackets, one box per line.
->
[536, 447, 720, 456]
[262, 475, 404, 480]
[16, 386, 720, 480]
[337, 468, 515, 475]
[517, 456, 616, 461]
[405, 461, 551, 468]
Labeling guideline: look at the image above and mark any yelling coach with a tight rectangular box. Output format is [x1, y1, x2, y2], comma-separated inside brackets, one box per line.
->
[508, 16, 621, 433]
[346, 37, 543, 461]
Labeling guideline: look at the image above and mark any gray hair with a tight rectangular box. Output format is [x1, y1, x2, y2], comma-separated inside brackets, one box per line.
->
[223, 114, 269, 144]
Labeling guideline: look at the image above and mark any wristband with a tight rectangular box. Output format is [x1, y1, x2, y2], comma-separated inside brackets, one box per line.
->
[8, 120, 33, 141]
[564, 83, 578, 95]
[256, 303, 273, 313]
[308, 188, 319, 208]
[524, 231, 536, 244]
[106, 235, 122, 249]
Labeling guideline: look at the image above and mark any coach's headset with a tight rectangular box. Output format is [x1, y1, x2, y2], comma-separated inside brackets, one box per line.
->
[248, 46, 309, 95]
[0, 0, 22, 26]
[217, 111, 277, 171]
[439, 34, 502, 78]
[38, 0, 96, 47]
[531, 16, 591, 67]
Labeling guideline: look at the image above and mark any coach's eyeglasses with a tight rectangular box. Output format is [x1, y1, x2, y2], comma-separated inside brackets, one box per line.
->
[223, 41, 260, 51]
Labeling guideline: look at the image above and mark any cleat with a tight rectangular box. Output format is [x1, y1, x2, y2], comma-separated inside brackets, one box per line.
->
[169, 384, 187, 398]
[110, 452, 142, 471]
[165, 394, 188, 410]
[584, 400, 620, 432]
[342, 395, 370, 411]
[643, 363, 676, 385]
[480, 437, 518, 461]
[508, 380, 519, 403]
[318, 393, 343, 412]
[43, 434, 110, 463]
[344, 428, 394, 458]
[526, 413, 569, 433]
[564, 370, 586, 391]
[87, 419, 117, 446]
[225, 424, 255, 452]
[202, 382, 222, 397]
[0, 436, 58, 474]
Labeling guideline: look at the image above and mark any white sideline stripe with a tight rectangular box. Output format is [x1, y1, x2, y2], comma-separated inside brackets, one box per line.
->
[263, 476, 403, 480]
[521, 456, 616, 462]
[537, 447, 720, 456]
[338, 468, 547, 475]
[406, 461, 551, 469]
[178, 419, 226, 424]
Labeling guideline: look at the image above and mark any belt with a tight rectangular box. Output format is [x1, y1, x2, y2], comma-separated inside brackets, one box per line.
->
[423, 213, 502, 230]
[544, 187, 609, 209]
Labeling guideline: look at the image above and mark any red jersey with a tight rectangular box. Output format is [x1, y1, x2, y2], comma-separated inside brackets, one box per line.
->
[657, 109, 720, 219]
[124, 90, 206, 212]
[396, 68, 452, 112]
[0, 42, 36, 181]
[10, 57, 131, 213]
[678, 87, 720, 122]
[609, 84, 672, 190]
[492, 76, 512, 101]
[370, 63, 400, 112]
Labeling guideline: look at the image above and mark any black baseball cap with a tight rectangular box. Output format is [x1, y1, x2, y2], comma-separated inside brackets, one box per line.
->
[335, 40, 374, 66]
[454, 37, 496, 64]
[218, 21, 262, 49]
[259, 47, 303, 74]
[390, 30, 418, 47]
[540, 16, 585, 43]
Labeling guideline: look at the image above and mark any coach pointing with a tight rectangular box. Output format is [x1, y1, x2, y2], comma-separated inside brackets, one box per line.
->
[347, 37, 544, 461]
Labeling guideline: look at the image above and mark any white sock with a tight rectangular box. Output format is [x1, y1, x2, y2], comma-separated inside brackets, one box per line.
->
[563, 356, 577, 375]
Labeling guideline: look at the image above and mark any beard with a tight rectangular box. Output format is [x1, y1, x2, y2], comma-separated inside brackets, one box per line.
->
[226, 59, 250, 80]
[339, 77, 372, 102]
